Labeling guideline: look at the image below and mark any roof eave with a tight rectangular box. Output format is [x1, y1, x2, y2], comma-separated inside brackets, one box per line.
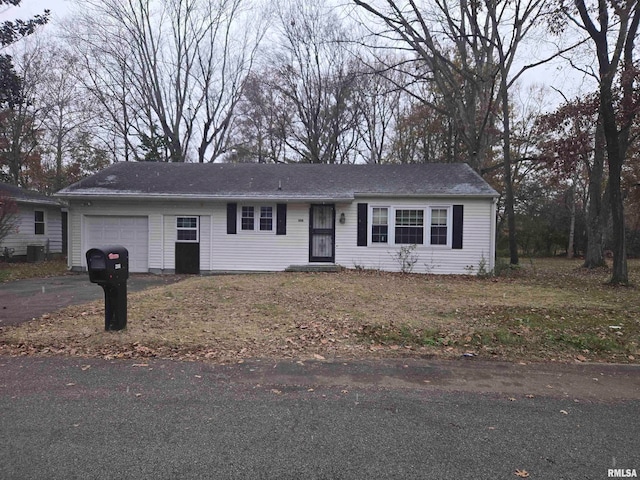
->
[353, 192, 499, 199]
[56, 192, 355, 202]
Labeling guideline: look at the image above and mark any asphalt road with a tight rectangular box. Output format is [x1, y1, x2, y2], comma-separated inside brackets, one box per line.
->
[1, 356, 638, 479]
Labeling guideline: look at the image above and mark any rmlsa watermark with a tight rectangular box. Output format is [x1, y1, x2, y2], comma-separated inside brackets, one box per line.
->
[608, 469, 638, 478]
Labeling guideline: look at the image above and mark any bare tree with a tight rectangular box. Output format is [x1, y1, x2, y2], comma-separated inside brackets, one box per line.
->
[64, 0, 266, 163]
[231, 72, 292, 163]
[563, 0, 640, 285]
[353, 58, 403, 163]
[352, 0, 580, 265]
[268, 0, 362, 164]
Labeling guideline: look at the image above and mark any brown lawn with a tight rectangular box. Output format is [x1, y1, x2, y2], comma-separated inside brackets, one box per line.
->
[1, 258, 639, 364]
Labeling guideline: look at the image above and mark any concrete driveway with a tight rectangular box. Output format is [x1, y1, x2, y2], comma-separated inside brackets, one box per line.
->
[0, 273, 184, 327]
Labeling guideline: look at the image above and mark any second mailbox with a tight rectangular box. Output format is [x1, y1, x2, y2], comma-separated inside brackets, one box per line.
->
[86, 246, 129, 284]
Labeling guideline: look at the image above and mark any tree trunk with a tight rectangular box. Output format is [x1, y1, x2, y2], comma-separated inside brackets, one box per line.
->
[600, 88, 628, 284]
[567, 181, 576, 258]
[499, 75, 518, 265]
[583, 118, 606, 269]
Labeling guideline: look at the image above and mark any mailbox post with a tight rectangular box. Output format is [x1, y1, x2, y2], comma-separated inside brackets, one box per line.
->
[86, 246, 129, 331]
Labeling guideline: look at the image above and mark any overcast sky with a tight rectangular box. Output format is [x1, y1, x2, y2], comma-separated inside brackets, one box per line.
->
[1, 0, 593, 110]
[0, 0, 70, 22]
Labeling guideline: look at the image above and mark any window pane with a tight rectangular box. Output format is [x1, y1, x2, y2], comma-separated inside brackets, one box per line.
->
[372, 225, 388, 243]
[260, 206, 273, 231]
[430, 209, 448, 245]
[177, 217, 197, 228]
[241, 206, 254, 230]
[34, 211, 44, 235]
[372, 207, 388, 226]
[395, 209, 423, 226]
[177, 230, 197, 241]
[395, 210, 423, 244]
[431, 209, 447, 226]
[372, 207, 388, 243]
[395, 227, 423, 244]
[177, 217, 198, 242]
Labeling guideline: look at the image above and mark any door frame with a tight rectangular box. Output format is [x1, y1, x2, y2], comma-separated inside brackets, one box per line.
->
[309, 204, 335, 263]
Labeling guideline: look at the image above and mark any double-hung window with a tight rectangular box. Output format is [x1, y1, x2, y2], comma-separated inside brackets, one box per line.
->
[395, 209, 424, 244]
[242, 205, 273, 231]
[259, 206, 273, 231]
[241, 206, 255, 230]
[430, 208, 449, 245]
[177, 217, 198, 242]
[372, 207, 388, 243]
[34, 210, 45, 235]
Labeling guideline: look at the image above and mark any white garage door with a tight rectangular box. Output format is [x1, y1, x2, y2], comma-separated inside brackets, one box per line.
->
[85, 216, 149, 272]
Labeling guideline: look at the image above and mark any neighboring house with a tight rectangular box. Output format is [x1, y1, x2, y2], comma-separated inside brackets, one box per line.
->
[0, 182, 65, 260]
[56, 162, 499, 275]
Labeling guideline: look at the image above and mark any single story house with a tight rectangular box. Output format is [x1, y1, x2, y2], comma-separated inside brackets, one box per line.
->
[55, 162, 498, 275]
[0, 182, 65, 261]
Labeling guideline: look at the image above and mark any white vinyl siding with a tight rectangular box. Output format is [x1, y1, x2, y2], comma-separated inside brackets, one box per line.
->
[215, 203, 308, 270]
[338, 198, 494, 274]
[2, 204, 63, 257]
[66, 196, 495, 275]
[67, 200, 309, 273]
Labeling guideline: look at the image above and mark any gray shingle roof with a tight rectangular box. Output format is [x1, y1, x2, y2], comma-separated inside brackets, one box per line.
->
[0, 182, 61, 206]
[56, 162, 498, 200]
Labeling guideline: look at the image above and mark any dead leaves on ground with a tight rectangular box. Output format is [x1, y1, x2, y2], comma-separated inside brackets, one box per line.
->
[1, 264, 639, 364]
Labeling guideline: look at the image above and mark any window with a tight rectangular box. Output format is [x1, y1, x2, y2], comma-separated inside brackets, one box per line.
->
[241, 205, 275, 232]
[430, 208, 448, 245]
[372, 207, 388, 243]
[260, 206, 273, 231]
[241, 206, 254, 230]
[34, 211, 45, 235]
[177, 217, 198, 242]
[395, 209, 424, 244]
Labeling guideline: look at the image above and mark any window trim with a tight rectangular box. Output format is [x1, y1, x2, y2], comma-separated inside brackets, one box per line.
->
[428, 206, 452, 247]
[370, 206, 389, 245]
[394, 208, 425, 245]
[34, 210, 45, 235]
[239, 204, 275, 233]
[259, 206, 274, 231]
[176, 216, 199, 243]
[368, 205, 453, 247]
[241, 206, 255, 231]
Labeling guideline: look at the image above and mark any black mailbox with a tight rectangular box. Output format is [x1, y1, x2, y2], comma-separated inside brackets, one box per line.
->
[86, 246, 129, 331]
[87, 246, 129, 283]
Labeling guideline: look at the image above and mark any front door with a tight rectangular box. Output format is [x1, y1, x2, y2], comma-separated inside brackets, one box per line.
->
[309, 204, 335, 262]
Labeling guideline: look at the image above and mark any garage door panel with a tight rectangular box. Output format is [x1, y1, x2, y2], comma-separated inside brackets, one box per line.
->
[85, 216, 149, 272]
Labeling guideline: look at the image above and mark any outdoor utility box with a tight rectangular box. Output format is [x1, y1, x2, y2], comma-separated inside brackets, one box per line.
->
[26, 245, 46, 263]
[86, 246, 129, 331]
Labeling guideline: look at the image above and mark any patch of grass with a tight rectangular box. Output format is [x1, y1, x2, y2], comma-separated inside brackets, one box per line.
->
[359, 324, 445, 347]
[0, 259, 68, 282]
[543, 332, 624, 353]
[1, 258, 639, 364]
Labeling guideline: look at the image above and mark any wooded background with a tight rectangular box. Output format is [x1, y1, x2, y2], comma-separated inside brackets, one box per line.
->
[1, 0, 639, 283]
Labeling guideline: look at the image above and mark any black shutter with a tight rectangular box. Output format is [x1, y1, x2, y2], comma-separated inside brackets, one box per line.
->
[357, 203, 368, 246]
[276, 203, 287, 235]
[452, 205, 463, 249]
[227, 203, 237, 234]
